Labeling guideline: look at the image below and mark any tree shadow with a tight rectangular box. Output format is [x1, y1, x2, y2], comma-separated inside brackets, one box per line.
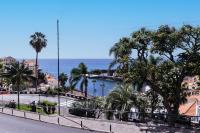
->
[135, 122, 198, 133]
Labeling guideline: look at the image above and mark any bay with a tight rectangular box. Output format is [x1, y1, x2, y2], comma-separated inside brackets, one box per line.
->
[38, 59, 119, 96]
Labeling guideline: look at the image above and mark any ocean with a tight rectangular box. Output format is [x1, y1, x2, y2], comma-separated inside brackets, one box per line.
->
[38, 59, 119, 96]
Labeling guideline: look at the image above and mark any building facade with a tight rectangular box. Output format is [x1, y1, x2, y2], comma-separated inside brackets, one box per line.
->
[0, 56, 16, 65]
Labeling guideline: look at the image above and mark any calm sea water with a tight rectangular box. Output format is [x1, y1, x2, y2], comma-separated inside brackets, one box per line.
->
[38, 59, 119, 96]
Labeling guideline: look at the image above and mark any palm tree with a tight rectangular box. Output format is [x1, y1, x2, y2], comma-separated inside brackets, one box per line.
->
[109, 37, 132, 73]
[68, 76, 76, 94]
[29, 32, 47, 92]
[128, 55, 162, 116]
[59, 72, 68, 91]
[70, 63, 88, 97]
[0, 62, 34, 109]
[106, 84, 136, 120]
[131, 28, 151, 62]
[38, 69, 47, 84]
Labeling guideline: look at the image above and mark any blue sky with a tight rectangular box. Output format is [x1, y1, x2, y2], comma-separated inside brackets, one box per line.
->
[0, 0, 200, 59]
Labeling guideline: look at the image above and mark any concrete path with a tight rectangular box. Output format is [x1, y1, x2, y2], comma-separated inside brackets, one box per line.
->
[0, 113, 99, 133]
[1, 108, 198, 133]
[0, 95, 198, 133]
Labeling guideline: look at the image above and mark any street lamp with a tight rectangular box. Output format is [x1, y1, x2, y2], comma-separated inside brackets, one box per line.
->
[100, 82, 105, 97]
[92, 79, 96, 96]
[57, 20, 61, 115]
[1, 92, 3, 106]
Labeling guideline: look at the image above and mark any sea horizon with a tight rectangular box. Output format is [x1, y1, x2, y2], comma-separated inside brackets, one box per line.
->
[18, 58, 113, 60]
[37, 59, 112, 75]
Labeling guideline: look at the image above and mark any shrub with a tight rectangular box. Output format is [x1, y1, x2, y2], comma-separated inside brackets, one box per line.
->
[6, 101, 16, 109]
[40, 100, 57, 114]
[69, 108, 95, 118]
[176, 115, 191, 125]
[45, 88, 57, 96]
[69, 97, 105, 118]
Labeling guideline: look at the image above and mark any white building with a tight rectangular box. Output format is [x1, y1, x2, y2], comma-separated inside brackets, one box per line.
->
[0, 56, 16, 65]
[23, 60, 36, 75]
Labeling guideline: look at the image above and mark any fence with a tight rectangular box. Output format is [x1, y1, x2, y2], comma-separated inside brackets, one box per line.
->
[60, 106, 200, 129]
[1, 99, 199, 127]
[0, 106, 103, 131]
[0, 105, 117, 133]
[1, 103, 200, 133]
[1, 105, 199, 133]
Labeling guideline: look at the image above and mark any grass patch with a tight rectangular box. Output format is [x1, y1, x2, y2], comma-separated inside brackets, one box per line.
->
[17, 104, 31, 111]
[16, 104, 44, 114]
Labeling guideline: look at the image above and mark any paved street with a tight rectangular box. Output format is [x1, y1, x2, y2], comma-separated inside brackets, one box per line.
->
[1, 94, 75, 107]
[1, 94, 197, 133]
[0, 113, 99, 133]
[0, 106, 198, 133]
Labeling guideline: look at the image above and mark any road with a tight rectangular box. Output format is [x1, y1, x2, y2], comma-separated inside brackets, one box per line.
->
[0, 113, 99, 133]
[1, 94, 76, 107]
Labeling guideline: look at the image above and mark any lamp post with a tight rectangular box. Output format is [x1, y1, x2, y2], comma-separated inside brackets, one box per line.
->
[92, 79, 96, 96]
[100, 82, 105, 97]
[1, 92, 3, 106]
[57, 20, 61, 115]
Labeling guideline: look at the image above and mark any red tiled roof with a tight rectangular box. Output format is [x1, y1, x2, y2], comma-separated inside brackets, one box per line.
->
[179, 101, 197, 116]
[178, 94, 200, 116]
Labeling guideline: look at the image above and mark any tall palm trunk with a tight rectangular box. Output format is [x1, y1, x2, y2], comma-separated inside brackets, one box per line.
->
[35, 52, 38, 92]
[84, 77, 88, 98]
[85, 86, 88, 98]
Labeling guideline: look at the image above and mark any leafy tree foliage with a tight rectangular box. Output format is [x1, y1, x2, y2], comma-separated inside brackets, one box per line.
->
[58, 72, 68, 90]
[109, 25, 200, 125]
[0, 62, 34, 109]
[29, 32, 47, 91]
[70, 63, 89, 97]
[105, 84, 136, 120]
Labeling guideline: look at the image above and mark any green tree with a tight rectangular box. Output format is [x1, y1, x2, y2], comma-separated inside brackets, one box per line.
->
[70, 63, 89, 97]
[0, 62, 34, 109]
[105, 84, 136, 120]
[109, 37, 133, 81]
[29, 32, 47, 92]
[151, 25, 200, 125]
[146, 55, 162, 116]
[109, 25, 200, 125]
[151, 25, 181, 62]
[131, 28, 151, 63]
[124, 28, 152, 88]
[68, 77, 76, 94]
[58, 72, 68, 91]
[38, 69, 47, 84]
